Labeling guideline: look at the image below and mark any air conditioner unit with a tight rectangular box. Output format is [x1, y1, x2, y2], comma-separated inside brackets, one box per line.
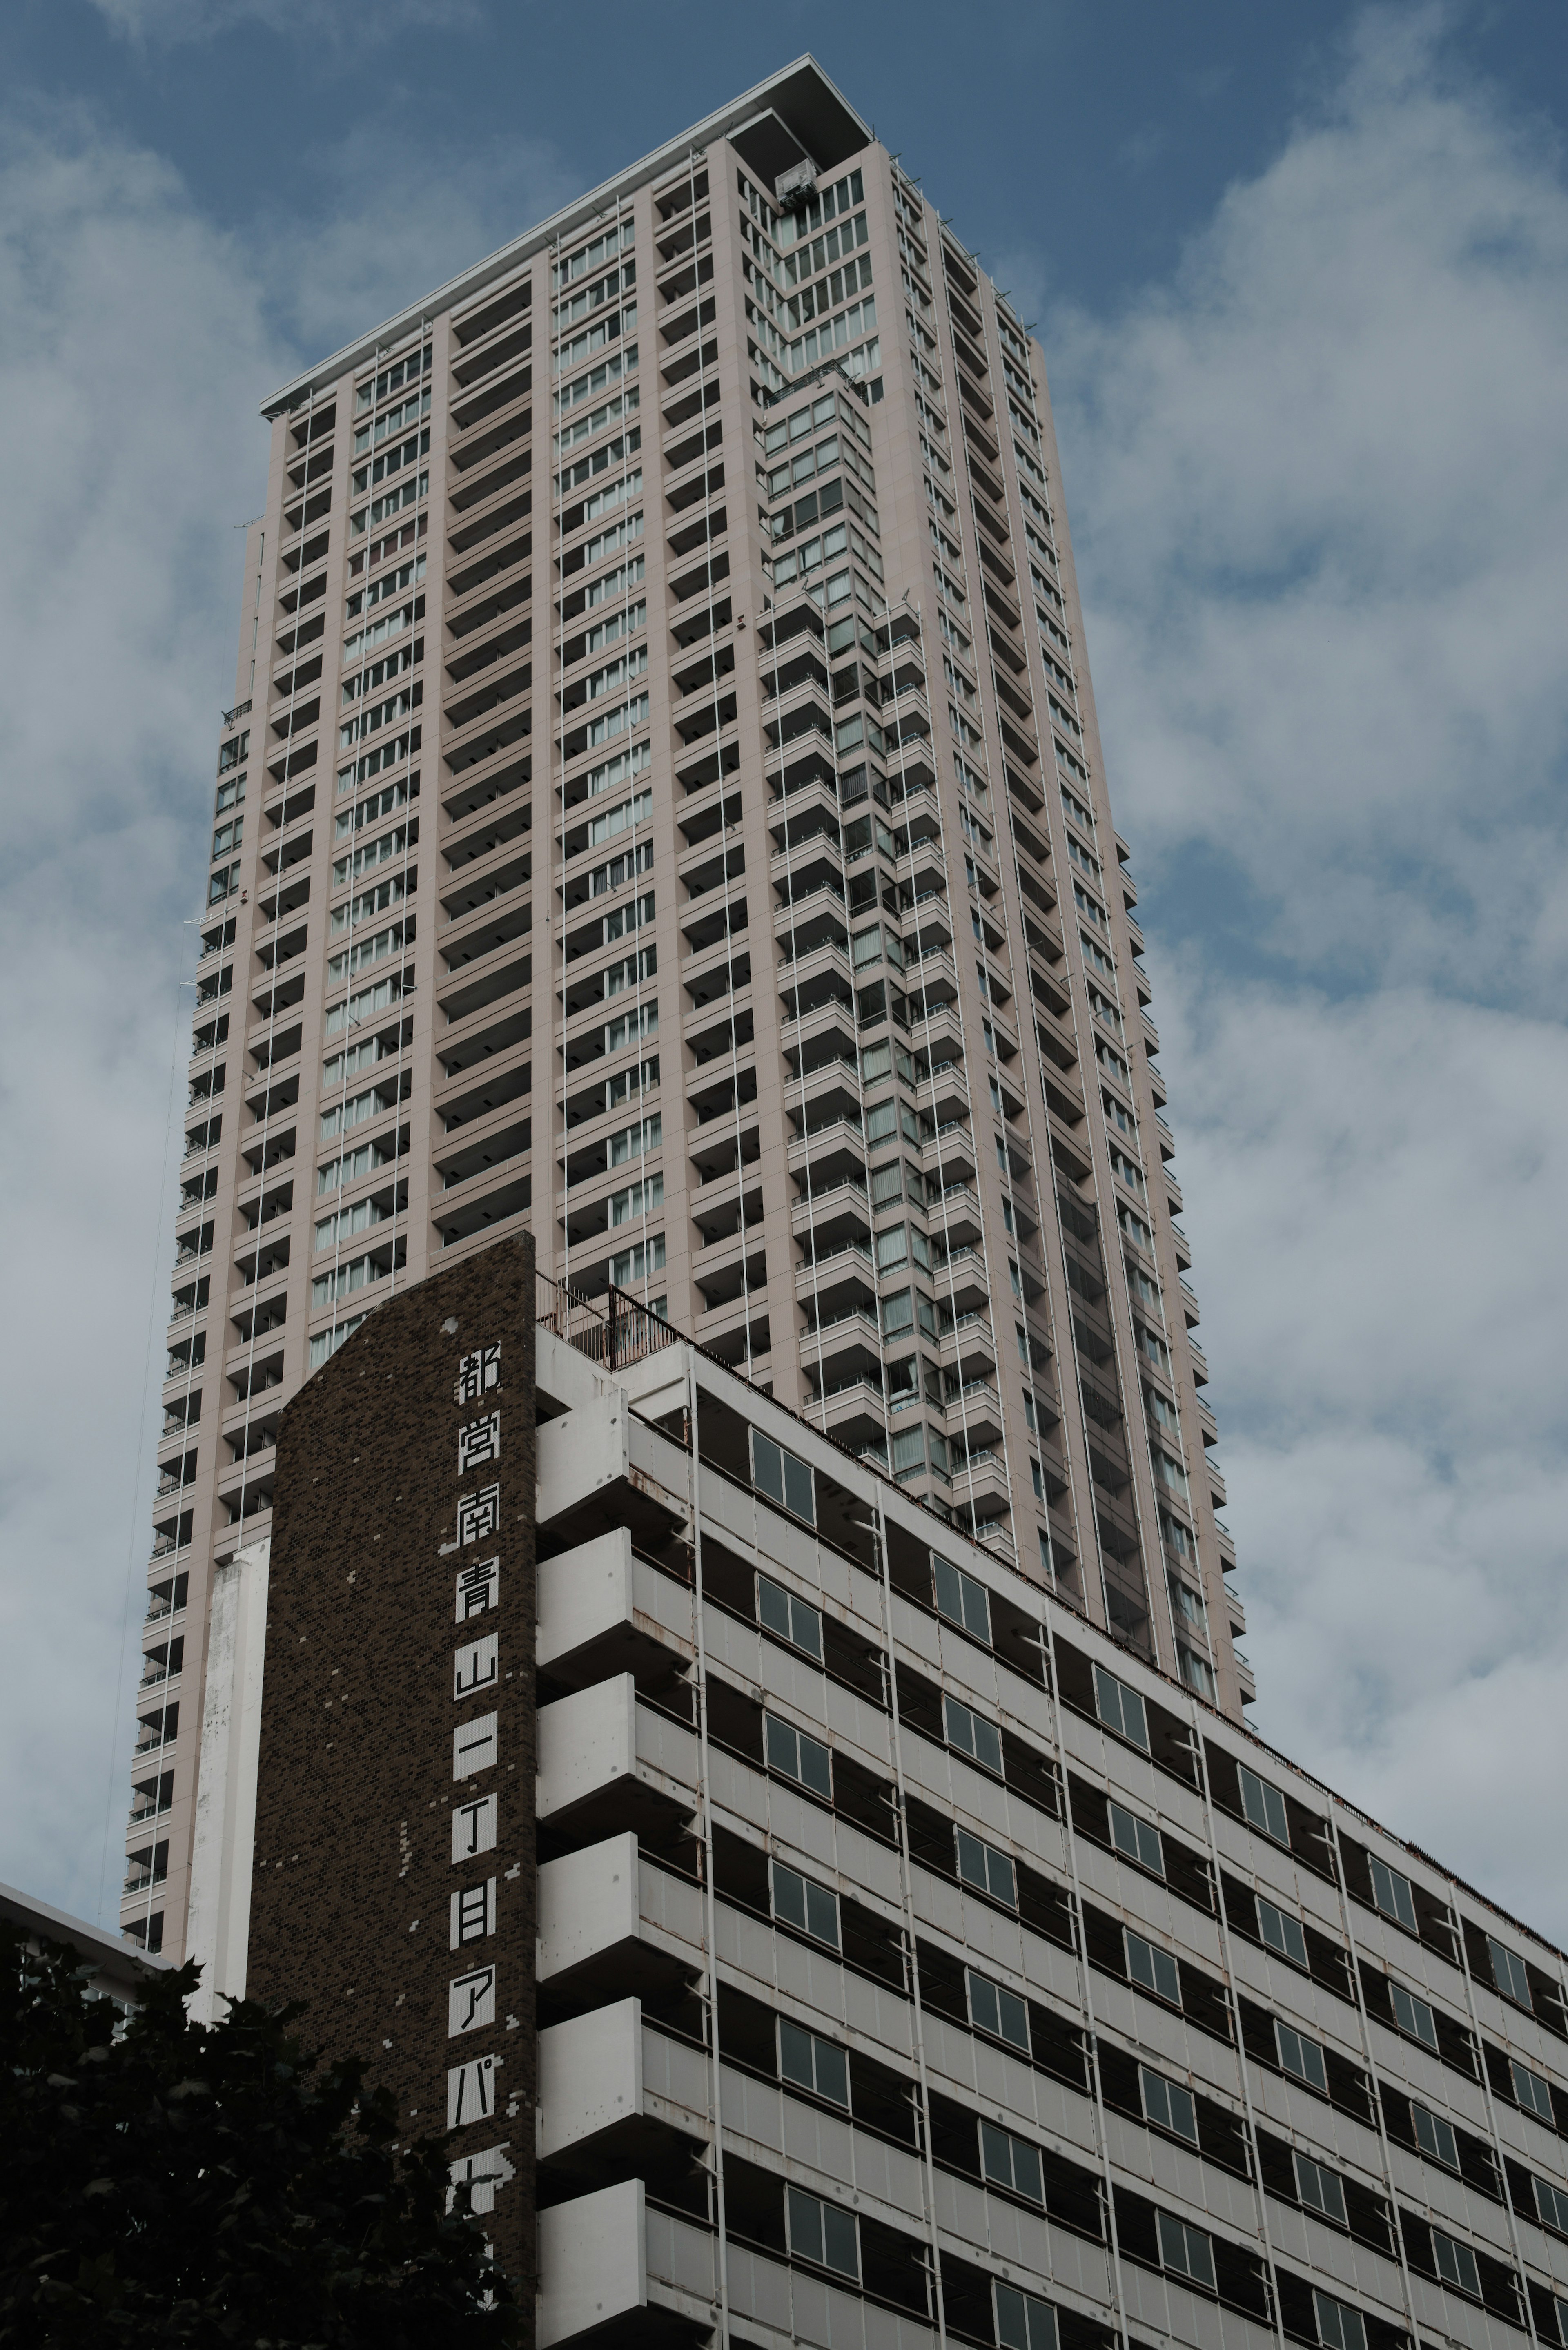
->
[774, 158, 817, 210]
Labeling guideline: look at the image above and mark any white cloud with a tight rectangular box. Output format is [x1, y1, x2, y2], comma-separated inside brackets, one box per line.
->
[1042, 6, 1568, 1938]
[0, 109, 287, 1921]
[89, 0, 477, 43]
[1048, 3, 1568, 1002]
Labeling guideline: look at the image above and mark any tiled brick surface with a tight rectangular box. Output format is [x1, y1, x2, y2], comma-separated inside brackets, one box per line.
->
[248, 1233, 537, 2294]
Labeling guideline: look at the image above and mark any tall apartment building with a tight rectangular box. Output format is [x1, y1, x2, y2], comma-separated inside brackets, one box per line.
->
[186, 1246, 1568, 2350]
[135, 57, 1242, 1962]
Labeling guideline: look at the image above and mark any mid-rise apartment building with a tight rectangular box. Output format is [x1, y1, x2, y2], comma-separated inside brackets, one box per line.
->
[184, 1242, 1568, 2350]
[136, 56, 1239, 1959]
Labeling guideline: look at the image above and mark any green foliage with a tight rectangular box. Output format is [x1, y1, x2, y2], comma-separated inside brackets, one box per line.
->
[0, 1921, 520, 2347]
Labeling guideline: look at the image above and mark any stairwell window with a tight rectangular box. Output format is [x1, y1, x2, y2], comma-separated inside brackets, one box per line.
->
[779, 2019, 848, 2106]
[1412, 2101, 1459, 2168]
[1109, 1802, 1164, 1877]
[1140, 2065, 1197, 2144]
[945, 1694, 1002, 1776]
[933, 1554, 991, 1641]
[968, 1968, 1030, 2053]
[957, 1828, 1016, 1907]
[771, 1859, 838, 1949]
[764, 1714, 832, 1799]
[1314, 2292, 1368, 2350]
[1511, 2056, 1554, 2122]
[1389, 1980, 1439, 2051]
[995, 2284, 1058, 2350]
[1488, 1935, 1533, 2010]
[1238, 1763, 1289, 1845]
[1275, 2020, 1328, 2092]
[1094, 1663, 1149, 1751]
[980, 2118, 1043, 2203]
[1368, 1853, 1418, 1931]
[786, 2185, 858, 2279]
[1257, 1896, 1309, 1968]
[758, 1573, 822, 1660]
[1125, 1930, 1180, 2006]
[1432, 2229, 1481, 2298]
[1157, 2210, 1215, 2289]
[751, 1429, 814, 1523]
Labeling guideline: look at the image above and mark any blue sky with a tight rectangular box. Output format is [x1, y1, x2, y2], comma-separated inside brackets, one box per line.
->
[1, 0, 1565, 1940]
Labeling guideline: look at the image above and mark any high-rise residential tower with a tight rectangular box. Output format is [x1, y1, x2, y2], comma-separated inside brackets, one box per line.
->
[134, 58, 1243, 1962]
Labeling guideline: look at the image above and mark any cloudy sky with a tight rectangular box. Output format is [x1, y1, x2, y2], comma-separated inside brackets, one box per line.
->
[1, 0, 1564, 1942]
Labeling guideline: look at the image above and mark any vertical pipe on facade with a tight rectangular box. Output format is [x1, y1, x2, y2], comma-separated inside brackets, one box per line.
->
[863, 1486, 949, 2345]
[684, 1358, 732, 2339]
[1034, 1601, 1136, 2350]
[1319, 1809, 1432, 2350]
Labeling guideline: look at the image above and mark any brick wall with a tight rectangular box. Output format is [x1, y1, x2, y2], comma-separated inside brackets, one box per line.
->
[247, 1231, 537, 2294]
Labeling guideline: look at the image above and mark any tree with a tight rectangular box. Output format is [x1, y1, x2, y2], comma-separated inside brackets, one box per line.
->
[0, 1921, 521, 2346]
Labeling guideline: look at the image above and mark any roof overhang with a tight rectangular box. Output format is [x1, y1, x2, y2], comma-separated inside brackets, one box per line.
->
[259, 55, 871, 421]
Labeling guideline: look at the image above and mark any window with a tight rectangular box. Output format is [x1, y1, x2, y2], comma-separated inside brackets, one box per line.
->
[779, 2019, 849, 2106]
[1314, 2292, 1368, 2350]
[765, 1715, 832, 1799]
[1550, 2298, 1568, 2350]
[1257, 1897, 1309, 1969]
[980, 2118, 1043, 2203]
[771, 1859, 839, 1949]
[1389, 1980, 1439, 2051]
[1275, 2021, 1328, 2092]
[1139, 2066, 1197, 2144]
[933, 1553, 991, 1641]
[995, 2282, 1058, 2350]
[1511, 2057, 1555, 2123]
[957, 1828, 1016, 1907]
[1238, 1763, 1289, 1845]
[1433, 2229, 1481, 2298]
[758, 1572, 822, 1660]
[967, 1968, 1029, 2053]
[1093, 1664, 1149, 1750]
[786, 2184, 858, 2279]
[1109, 1802, 1164, 1876]
[1368, 1853, 1418, 1932]
[1156, 2209, 1215, 2289]
[1125, 1930, 1180, 2006]
[1412, 2100, 1459, 2169]
[1533, 2174, 1568, 2235]
[1488, 1935, 1533, 2010]
[1294, 2149, 1347, 2223]
[945, 1694, 1003, 1776]
[751, 1429, 814, 1523]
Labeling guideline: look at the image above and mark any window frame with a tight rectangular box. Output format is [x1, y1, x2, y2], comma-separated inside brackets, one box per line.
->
[1314, 2290, 1369, 2350]
[1238, 1762, 1290, 1845]
[771, 1857, 840, 1950]
[1275, 2019, 1329, 2094]
[945, 1692, 1004, 1777]
[1488, 1935, 1533, 2011]
[1388, 1979, 1439, 2052]
[764, 1712, 833, 1800]
[757, 1570, 824, 1661]
[1094, 1663, 1149, 1751]
[1109, 1799, 1165, 1878]
[778, 2017, 850, 2109]
[1431, 2226, 1482, 2299]
[933, 1552, 992, 1641]
[1294, 2148, 1348, 2225]
[751, 1427, 815, 1524]
[1125, 1927, 1181, 2007]
[1411, 2099, 1460, 2171]
[1368, 1852, 1419, 1933]
[1156, 2207, 1216, 2290]
[980, 2116, 1044, 2205]
[1139, 2064, 1198, 2146]
[1510, 2056, 1555, 2123]
[786, 2183, 859, 2279]
[1256, 1894, 1309, 1969]
[994, 2281, 1059, 2350]
[967, 1966, 1030, 2054]
[956, 1826, 1018, 1909]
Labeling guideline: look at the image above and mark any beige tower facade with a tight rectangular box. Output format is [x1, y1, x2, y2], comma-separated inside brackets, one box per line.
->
[131, 59, 1244, 1960]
